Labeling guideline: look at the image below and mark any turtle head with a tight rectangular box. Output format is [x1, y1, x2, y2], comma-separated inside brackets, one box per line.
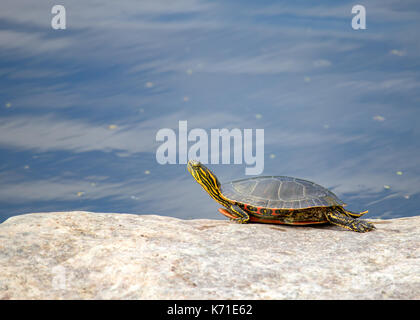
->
[187, 160, 222, 196]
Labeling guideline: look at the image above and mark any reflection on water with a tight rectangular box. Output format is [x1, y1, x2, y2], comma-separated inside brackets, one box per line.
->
[1, 1, 420, 222]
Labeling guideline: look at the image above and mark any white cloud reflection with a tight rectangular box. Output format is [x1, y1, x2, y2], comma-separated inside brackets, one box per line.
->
[0, 112, 246, 154]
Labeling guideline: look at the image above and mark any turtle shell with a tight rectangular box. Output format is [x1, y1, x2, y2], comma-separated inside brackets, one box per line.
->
[221, 176, 344, 209]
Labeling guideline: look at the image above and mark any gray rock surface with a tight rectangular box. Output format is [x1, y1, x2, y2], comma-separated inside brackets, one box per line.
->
[0, 211, 418, 299]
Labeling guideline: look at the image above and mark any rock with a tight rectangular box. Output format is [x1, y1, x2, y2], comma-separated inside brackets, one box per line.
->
[0, 211, 419, 299]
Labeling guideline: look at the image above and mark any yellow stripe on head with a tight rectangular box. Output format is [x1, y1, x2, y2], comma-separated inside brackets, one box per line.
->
[187, 160, 228, 206]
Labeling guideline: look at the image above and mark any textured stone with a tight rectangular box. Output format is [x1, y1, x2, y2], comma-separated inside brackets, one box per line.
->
[0, 211, 419, 299]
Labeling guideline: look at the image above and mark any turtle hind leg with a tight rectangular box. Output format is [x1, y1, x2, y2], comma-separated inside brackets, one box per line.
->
[325, 208, 375, 232]
[218, 205, 250, 224]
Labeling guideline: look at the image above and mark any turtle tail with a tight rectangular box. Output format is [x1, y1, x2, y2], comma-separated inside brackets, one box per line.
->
[343, 208, 368, 218]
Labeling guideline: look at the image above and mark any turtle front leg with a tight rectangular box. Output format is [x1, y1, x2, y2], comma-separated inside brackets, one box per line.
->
[325, 208, 375, 232]
[218, 205, 250, 224]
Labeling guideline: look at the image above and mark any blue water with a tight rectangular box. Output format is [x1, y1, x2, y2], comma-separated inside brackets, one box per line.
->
[1, 1, 419, 223]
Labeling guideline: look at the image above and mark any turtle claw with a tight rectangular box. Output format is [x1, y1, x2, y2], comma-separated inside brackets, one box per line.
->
[232, 217, 250, 224]
[228, 215, 248, 224]
[353, 219, 376, 233]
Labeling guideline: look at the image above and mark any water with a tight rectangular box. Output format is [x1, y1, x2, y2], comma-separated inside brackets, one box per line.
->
[1, 1, 419, 223]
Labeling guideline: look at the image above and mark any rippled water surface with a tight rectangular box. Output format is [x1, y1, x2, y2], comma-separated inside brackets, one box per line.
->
[1, 1, 420, 222]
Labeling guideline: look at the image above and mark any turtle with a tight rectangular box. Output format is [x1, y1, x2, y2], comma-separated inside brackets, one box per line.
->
[187, 160, 375, 232]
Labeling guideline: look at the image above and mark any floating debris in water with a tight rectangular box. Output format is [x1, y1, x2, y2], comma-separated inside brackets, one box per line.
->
[23, 165, 30, 169]
[144, 170, 150, 175]
[313, 59, 331, 68]
[145, 82, 154, 88]
[383, 185, 391, 189]
[183, 96, 190, 102]
[404, 195, 410, 199]
[269, 154, 276, 159]
[396, 171, 403, 175]
[108, 124, 118, 130]
[130, 195, 140, 200]
[5, 102, 12, 108]
[186, 69, 193, 75]
[323, 124, 330, 129]
[90, 182, 97, 187]
[303, 76, 311, 83]
[373, 115, 385, 122]
[77, 192, 85, 197]
[116, 152, 131, 158]
[255, 114, 262, 119]
[390, 49, 405, 57]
